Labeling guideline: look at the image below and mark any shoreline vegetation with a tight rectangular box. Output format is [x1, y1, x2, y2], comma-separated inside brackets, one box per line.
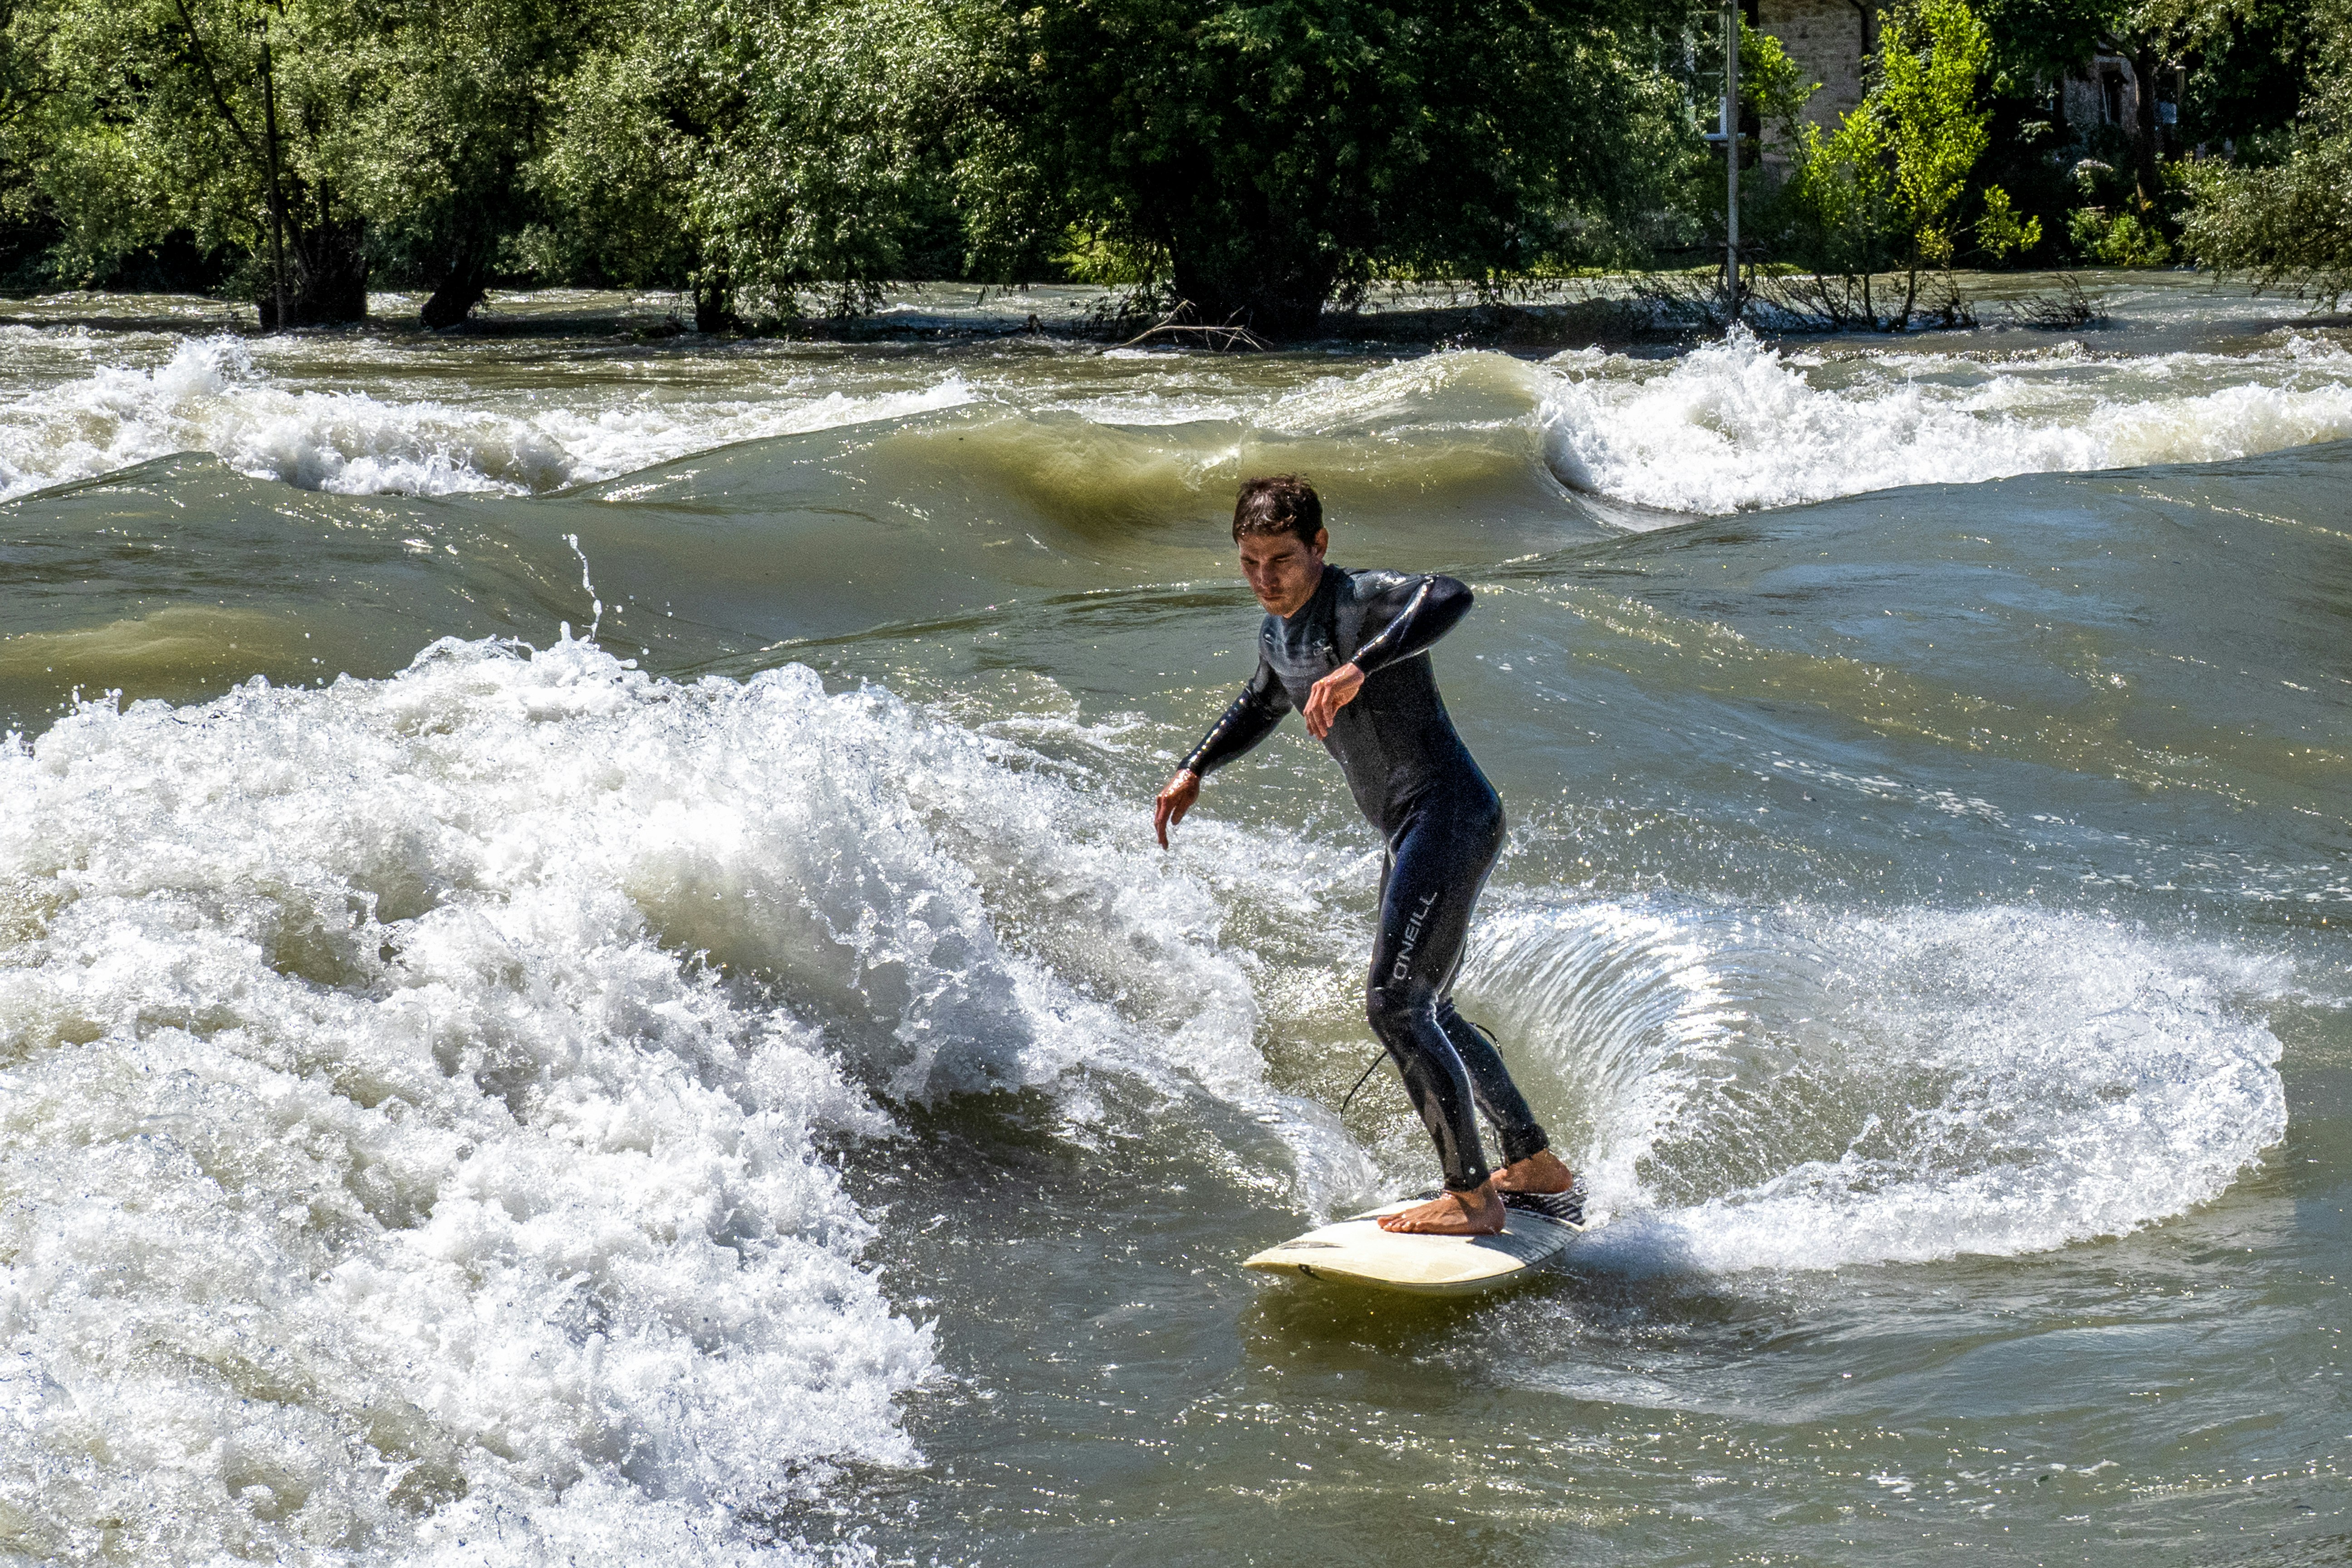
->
[0, 0, 2343, 340]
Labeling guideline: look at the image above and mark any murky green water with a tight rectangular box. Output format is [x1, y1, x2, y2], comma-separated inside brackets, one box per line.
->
[1, 274, 2347, 1566]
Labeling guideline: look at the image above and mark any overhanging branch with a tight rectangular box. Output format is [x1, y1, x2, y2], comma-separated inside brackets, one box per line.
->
[167, 0, 263, 167]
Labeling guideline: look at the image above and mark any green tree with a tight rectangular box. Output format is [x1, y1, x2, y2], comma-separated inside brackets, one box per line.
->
[2181, 0, 2352, 300]
[990, 0, 1694, 335]
[1879, 0, 1994, 282]
[687, 0, 973, 322]
[516, 42, 697, 294]
[1785, 0, 2000, 316]
[9, 0, 612, 326]
[1788, 97, 1897, 286]
[18, 0, 372, 322]
[337, 0, 618, 328]
[526, 0, 982, 329]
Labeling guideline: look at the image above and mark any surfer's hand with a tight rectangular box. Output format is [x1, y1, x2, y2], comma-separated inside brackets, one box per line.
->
[1303, 662, 1364, 740]
[1154, 769, 1200, 848]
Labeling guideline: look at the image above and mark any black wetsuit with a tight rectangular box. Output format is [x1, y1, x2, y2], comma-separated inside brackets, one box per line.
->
[1181, 564, 1549, 1191]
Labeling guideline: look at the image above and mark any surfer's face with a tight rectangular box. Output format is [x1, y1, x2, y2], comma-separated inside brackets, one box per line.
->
[1239, 527, 1328, 618]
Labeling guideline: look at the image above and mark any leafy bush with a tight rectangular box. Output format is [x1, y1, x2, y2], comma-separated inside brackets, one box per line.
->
[2181, 0, 2352, 302]
[1974, 184, 2042, 259]
[1780, 0, 1997, 318]
[2068, 207, 2173, 265]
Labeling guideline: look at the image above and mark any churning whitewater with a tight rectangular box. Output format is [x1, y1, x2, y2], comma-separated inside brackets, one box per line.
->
[3, 315, 2350, 512]
[0, 624, 2295, 1562]
[0, 632, 1407, 1563]
[0, 333, 978, 500]
[1540, 330, 2352, 513]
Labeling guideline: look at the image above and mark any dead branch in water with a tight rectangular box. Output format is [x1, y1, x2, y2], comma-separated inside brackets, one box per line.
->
[2005, 276, 2100, 329]
[1626, 266, 1995, 334]
[1118, 300, 1267, 352]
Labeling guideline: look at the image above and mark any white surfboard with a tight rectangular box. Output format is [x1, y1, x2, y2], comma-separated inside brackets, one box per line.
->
[1244, 1198, 1587, 1297]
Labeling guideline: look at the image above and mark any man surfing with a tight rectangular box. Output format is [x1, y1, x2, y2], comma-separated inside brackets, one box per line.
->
[1154, 476, 1577, 1236]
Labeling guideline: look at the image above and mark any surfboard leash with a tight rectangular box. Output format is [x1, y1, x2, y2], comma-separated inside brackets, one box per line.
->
[1336, 1018, 1505, 1115]
[1338, 1049, 1387, 1114]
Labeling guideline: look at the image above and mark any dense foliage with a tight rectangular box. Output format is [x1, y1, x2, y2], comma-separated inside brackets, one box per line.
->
[1006, 0, 1693, 333]
[524, 0, 981, 327]
[1966, 0, 2340, 267]
[0, 0, 613, 324]
[1784, 0, 1997, 281]
[2180, 0, 2352, 300]
[0, 0, 1700, 331]
[0, 0, 2341, 328]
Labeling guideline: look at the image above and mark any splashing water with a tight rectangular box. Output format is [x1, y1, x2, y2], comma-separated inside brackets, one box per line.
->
[1539, 330, 2352, 513]
[0, 336, 977, 500]
[0, 638, 1362, 1564]
[565, 533, 605, 642]
[1465, 898, 2288, 1273]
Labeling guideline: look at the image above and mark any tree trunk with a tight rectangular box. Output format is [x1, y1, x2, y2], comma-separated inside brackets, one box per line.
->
[2128, 42, 2164, 207]
[1169, 245, 1336, 339]
[260, 32, 290, 334]
[694, 278, 736, 333]
[421, 269, 488, 330]
[256, 217, 368, 329]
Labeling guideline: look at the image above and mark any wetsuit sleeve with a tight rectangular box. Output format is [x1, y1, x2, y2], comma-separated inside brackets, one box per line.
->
[1179, 655, 1292, 776]
[1346, 573, 1473, 676]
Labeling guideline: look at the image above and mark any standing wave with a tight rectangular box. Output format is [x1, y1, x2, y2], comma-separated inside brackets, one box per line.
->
[0, 336, 975, 500]
[0, 638, 1353, 1565]
[1539, 330, 2352, 514]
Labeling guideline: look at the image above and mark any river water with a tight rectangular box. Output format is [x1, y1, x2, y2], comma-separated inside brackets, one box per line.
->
[1, 273, 2347, 1566]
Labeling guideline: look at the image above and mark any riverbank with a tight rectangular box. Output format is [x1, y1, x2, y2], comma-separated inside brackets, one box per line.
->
[5, 270, 2342, 351]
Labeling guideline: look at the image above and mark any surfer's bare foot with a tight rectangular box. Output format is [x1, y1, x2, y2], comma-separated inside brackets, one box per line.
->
[1377, 1182, 1507, 1235]
[1492, 1148, 1576, 1196]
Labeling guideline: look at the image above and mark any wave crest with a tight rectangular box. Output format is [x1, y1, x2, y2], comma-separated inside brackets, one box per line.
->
[0, 336, 974, 500]
[1539, 330, 2352, 514]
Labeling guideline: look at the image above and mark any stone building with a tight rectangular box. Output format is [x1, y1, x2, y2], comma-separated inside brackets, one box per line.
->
[1755, 0, 1876, 137]
[2058, 49, 2152, 139]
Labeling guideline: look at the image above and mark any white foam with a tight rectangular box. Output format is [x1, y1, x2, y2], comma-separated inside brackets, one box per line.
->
[7, 324, 2348, 510]
[0, 336, 975, 500]
[0, 638, 1352, 1563]
[1467, 900, 2287, 1272]
[1540, 329, 2352, 514]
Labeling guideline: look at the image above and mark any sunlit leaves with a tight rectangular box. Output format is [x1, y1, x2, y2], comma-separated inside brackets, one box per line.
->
[1784, 0, 1994, 280]
[2180, 0, 2352, 300]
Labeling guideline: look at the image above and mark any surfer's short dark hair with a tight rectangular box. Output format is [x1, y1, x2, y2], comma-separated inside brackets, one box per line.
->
[1232, 475, 1322, 547]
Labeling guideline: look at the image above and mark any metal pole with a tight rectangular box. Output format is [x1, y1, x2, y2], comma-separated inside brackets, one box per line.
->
[1724, 0, 1740, 318]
